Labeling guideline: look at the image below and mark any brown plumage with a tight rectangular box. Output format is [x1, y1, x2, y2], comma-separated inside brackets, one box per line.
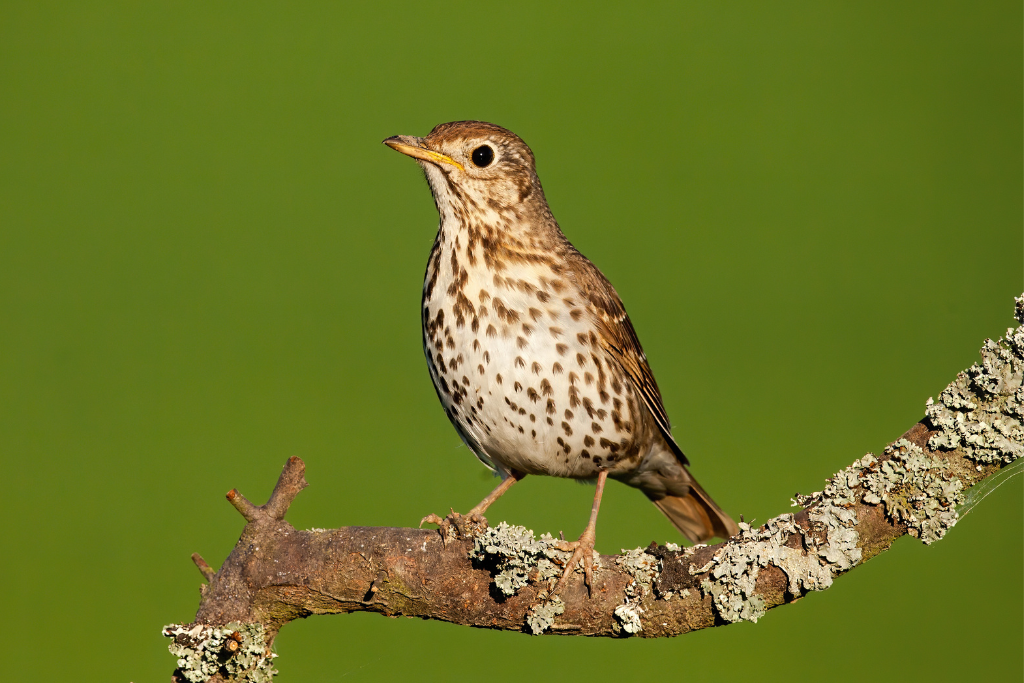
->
[384, 121, 738, 593]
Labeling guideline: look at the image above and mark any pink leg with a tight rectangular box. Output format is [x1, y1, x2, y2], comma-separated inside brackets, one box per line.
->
[467, 470, 525, 518]
[553, 470, 608, 596]
[420, 470, 527, 542]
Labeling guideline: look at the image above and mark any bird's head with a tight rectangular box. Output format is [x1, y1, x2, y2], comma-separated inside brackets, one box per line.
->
[384, 121, 549, 225]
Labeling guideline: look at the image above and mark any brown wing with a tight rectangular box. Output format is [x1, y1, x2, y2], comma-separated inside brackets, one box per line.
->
[566, 256, 690, 466]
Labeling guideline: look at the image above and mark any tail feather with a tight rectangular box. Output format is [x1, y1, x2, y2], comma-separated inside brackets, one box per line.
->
[650, 476, 739, 543]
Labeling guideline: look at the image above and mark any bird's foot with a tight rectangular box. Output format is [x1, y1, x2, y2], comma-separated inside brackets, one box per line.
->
[419, 509, 488, 546]
[552, 526, 598, 597]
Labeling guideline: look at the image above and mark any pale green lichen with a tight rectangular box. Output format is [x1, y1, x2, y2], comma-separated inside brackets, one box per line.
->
[697, 514, 823, 623]
[696, 304, 1024, 623]
[860, 439, 964, 544]
[926, 297, 1024, 466]
[164, 622, 277, 683]
[612, 547, 660, 634]
[468, 522, 570, 596]
[697, 455, 872, 624]
[525, 595, 565, 634]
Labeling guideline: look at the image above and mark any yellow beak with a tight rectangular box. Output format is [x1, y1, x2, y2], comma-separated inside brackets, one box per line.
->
[383, 135, 465, 172]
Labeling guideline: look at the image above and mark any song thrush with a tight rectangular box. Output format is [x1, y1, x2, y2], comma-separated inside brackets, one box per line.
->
[384, 121, 738, 593]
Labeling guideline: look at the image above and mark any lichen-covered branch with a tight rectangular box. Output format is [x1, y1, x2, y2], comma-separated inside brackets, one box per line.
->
[166, 295, 1024, 682]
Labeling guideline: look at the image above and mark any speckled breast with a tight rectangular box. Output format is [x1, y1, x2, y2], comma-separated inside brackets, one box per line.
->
[420, 235, 655, 480]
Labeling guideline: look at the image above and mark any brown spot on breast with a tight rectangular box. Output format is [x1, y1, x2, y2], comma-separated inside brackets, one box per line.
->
[536, 290, 550, 303]
[568, 372, 578, 385]
[569, 385, 580, 408]
[583, 435, 595, 447]
[549, 326, 563, 338]
[582, 397, 595, 417]
[479, 289, 491, 303]
[552, 362, 563, 374]
[462, 375, 470, 386]
[486, 324, 497, 337]
[531, 362, 542, 374]
[515, 356, 526, 368]
[600, 391, 610, 403]
[483, 351, 490, 363]
[529, 308, 543, 322]
[591, 422, 603, 433]
[527, 387, 540, 402]
[576, 333, 589, 345]
[546, 398, 556, 415]
[478, 364, 485, 375]
[546, 416, 554, 425]
[492, 298, 507, 320]
[581, 450, 591, 459]
[522, 323, 533, 336]
[611, 378, 622, 395]
[540, 378, 553, 395]
[569, 308, 583, 321]
[576, 353, 587, 367]
[561, 421, 572, 436]
[496, 373, 503, 384]
[564, 409, 574, 420]
[584, 372, 594, 385]
[471, 317, 479, 333]
[517, 336, 528, 349]
[514, 381, 522, 392]
[556, 343, 568, 355]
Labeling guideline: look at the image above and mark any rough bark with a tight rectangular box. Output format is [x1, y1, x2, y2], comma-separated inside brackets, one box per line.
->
[166, 295, 1024, 682]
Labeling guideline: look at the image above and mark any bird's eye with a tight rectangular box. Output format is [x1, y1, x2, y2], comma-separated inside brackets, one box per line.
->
[471, 145, 494, 168]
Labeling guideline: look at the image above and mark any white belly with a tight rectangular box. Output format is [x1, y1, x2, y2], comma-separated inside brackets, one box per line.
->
[422, 251, 646, 479]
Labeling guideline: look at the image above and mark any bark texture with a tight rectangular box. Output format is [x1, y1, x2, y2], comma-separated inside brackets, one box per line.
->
[167, 295, 1024, 682]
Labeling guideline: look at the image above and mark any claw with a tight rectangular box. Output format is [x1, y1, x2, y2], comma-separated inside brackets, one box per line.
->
[419, 511, 444, 528]
[419, 512, 454, 546]
[418, 509, 489, 547]
[419, 513, 445, 528]
[552, 527, 598, 597]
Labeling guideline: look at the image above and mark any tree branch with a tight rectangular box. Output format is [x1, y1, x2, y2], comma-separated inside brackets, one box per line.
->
[165, 295, 1024, 682]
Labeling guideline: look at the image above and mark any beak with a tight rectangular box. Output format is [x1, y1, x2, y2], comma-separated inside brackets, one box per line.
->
[383, 135, 465, 172]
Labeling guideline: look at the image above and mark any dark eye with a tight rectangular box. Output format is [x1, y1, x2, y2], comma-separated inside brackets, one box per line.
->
[471, 145, 494, 168]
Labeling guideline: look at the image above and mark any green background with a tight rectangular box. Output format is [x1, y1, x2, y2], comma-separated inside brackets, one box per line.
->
[2, 2, 1021, 681]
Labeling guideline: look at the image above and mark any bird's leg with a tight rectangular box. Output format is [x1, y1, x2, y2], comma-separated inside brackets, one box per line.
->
[553, 469, 608, 597]
[420, 470, 526, 544]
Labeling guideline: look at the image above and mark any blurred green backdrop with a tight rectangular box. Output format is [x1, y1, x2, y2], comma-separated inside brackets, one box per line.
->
[1, 2, 1021, 681]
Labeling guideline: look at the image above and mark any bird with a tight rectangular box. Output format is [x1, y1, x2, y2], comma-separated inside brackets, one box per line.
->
[383, 121, 739, 593]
